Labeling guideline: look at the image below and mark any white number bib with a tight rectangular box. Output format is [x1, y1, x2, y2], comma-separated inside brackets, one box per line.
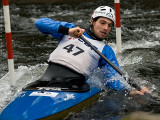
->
[49, 35, 105, 76]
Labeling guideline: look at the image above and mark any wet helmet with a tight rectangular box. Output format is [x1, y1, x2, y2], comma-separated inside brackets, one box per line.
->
[91, 6, 115, 26]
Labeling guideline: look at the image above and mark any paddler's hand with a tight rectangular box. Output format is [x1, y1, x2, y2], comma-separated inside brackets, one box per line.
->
[69, 27, 85, 38]
[129, 86, 150, 96]
[129, 87, 151, 104]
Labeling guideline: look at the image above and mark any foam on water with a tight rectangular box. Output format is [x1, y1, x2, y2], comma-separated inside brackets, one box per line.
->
[0, 64, 47, 112]
[14, 64, 47, 89]
[0, 74, 12, 112]
[108, 26, 160, 67]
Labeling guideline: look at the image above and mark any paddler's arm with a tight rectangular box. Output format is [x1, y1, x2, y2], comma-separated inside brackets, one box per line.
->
[35, 18, 76, 38]
[99, 45, 127, 91]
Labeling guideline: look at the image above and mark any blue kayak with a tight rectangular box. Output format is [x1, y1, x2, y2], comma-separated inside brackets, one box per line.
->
[0, 87, 101, 120]
[0, 64, 103, 120]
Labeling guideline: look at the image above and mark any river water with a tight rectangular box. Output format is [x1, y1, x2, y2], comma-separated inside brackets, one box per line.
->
[0, 0, 160, 119]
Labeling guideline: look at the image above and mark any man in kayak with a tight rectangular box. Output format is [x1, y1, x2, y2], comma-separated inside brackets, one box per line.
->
[35, 6, 150, 95]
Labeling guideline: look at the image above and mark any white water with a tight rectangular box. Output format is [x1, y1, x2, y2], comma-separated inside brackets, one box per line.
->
[109, 26, 160, 66]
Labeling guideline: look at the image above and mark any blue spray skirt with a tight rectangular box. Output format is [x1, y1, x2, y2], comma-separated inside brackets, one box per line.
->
[0, 86, 102, 120]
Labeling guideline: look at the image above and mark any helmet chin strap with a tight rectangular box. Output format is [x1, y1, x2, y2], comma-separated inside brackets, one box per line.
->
[86, 25, 103, 41]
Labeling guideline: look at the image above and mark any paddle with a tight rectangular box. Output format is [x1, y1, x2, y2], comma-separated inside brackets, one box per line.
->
[79, 35, 160, 105]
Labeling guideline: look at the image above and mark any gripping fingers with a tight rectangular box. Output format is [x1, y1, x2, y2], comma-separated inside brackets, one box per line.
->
[76, 27, 85, 37]
[69, 27, 85, 38]
[140, 87, 150, 94]
[130, 86, 150, 96]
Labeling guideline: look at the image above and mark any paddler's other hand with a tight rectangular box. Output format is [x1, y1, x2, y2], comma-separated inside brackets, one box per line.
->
[129, 86, 150, 96]
[69, 27, 85, 38]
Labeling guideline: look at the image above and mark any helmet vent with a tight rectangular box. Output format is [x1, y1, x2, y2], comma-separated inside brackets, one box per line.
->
[110, 9, 112, 12]
[100, 9, 106, 11]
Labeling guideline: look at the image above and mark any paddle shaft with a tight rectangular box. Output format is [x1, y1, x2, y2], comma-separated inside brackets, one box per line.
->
[79, 35, 141, 90]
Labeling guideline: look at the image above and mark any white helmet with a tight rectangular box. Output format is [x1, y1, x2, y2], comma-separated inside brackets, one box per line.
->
[92, 6, 115, 26]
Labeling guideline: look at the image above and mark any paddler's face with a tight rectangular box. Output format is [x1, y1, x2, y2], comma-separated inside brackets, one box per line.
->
[91, 17, 113, 39]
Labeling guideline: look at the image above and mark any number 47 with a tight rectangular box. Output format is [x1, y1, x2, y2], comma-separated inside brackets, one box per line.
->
[63, 44, 84, 56]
